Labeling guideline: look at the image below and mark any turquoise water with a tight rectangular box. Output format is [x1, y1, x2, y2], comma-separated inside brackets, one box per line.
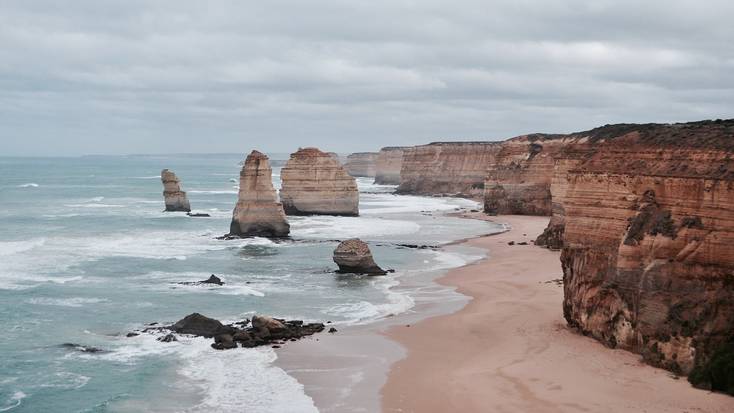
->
[0, 154, 498, 412]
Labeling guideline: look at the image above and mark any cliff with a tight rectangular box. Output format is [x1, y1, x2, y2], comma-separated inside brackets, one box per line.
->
[161, 169, 191, 212]
[556, 120, 734, 392]
[279, 147, 359, 216]
[397, 142, 501, 197]
[374, 147, 406, 185]
[344, 152, 378, 177]
[229, 150, 290, 237]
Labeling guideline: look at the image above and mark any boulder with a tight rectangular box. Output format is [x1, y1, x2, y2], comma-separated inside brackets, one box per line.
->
[171, 313, 235, 338]
[333, 239, 387, 275]
[229, 150, 290, 238]
[161, 169, 191, 212]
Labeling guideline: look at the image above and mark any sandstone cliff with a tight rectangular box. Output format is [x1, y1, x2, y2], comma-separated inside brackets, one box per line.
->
[344, 152, 378, 177]
[556, 120, 734, 392]
[161, 169, 191, 212]
[397, 142, 501, 197]
[229, 150, 290, 237]
[279, 147, 359, 216]
[374, 147, 406, 185]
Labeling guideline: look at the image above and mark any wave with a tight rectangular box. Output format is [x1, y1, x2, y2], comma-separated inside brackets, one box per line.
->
[17, 183, 38, 188]
[0, 238, 46, 256]
[63, 203, 124, 208]
[26, 297, 109, 307]
[290, 216, 420, 239]
[188, 190, 238, 195]
[0, 391, 26, 412]
[130, 176, 160, 179]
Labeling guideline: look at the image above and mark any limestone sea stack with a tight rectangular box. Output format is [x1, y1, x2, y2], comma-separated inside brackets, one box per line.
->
[344, 152, 378, 177]
[161, 169, 191, 212]
[279, 147, 359, 216]
[374, 147, 406, 185]
[228, 150, 290, 238]
[333, 239, 386, 275]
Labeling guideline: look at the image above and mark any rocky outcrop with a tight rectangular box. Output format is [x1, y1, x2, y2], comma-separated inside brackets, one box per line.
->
[483, 135, 569, 215]
[557, 120, 734, 392]
[344, 152, 378, 177]
[333, 238, 386, 275]
[279, 147, 359, 216]
[374, 147, 407, 185]
[397, 142, 501, 197]
[229, 150, 290, 237]
[161, 169, 191, 212]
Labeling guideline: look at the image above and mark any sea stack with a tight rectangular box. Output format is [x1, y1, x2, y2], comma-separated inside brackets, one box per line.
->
[228, 150, 290, 238]
[279, 147, 359, 216]
[333, 239, 386, 275]
[344, 152, 378, 177]
[161, 169, 191, 212]
[374, 147, 406, 185]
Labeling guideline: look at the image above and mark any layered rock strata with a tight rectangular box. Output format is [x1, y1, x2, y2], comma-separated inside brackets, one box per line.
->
[374, 147, 407, 185]
[161, 169, 191, 212]
[344, 152, 378, 177]
[397, 142, 501, 197]
[333, 238, 386, 275]
[279, 147, 359, 216]
[557, 120, 734, 391]
[229, 150, 290, 237]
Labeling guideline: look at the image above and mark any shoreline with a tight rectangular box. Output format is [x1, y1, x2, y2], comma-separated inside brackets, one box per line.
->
[381, 214, 733, 412]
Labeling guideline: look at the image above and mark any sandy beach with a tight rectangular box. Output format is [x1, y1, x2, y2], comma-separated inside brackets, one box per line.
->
[382, 214, 734, 412]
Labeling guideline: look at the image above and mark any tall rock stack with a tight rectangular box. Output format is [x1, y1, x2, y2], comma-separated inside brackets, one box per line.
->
[161, 169, 191, 212]
[397, 142, 501, 197]
[279, 147, 359, 216]
[229, 150, 290, 238]
[344, 152, 378, 177]
[374, 147, 406, 185]
[556, 120, 734, 391]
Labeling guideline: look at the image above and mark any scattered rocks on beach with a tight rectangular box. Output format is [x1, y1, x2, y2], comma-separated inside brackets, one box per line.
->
[333, 238, 387, 275]
[128, 313, 325, 351]
[161, 169, 191, 212]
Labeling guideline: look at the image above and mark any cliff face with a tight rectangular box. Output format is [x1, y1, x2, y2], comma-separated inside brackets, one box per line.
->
[161, 169, 191, 212]
[483, 135, 571, 215]
[374, 147, 406, 185]
[229, 150, 290, 237]
[344, 152, 378, 177]
[557, 120, 734, 388]
[397, 142, 501, 197]
[279, 147, 359, 216]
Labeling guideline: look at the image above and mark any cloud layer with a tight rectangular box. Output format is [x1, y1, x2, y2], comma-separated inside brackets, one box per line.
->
[1, 0, 732, 155]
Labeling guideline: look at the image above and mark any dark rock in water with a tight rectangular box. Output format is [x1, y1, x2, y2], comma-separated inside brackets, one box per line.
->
[171, 313, 235, 338]
[61, 343, 105, 353]
[211, 334, 237, 350]
[328, 327, 338, 333]
[333, 238, 387, 275]
[187, 212, 211, 217]
[126, 332, 139, 338]
[157, 333, 178, 342]
[178, 274, 224, 287]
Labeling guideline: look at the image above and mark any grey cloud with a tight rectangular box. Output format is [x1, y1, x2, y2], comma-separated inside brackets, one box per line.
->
[0, 0, 732, 156]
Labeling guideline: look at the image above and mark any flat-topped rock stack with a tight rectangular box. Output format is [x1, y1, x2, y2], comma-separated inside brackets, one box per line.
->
[161, 169, 191, 212]
[333, 238, 386, 275]
[229, 150, 290, 238]
[374, 147, 407, 185]
[344, 152, 378, 177]
[279, 147, 359, 216]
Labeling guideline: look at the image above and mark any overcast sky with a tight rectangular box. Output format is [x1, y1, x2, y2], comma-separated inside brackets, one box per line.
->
[1, 0, 732, 156]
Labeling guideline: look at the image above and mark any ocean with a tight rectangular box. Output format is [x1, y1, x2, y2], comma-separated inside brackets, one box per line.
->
[0, 154, 500, 412]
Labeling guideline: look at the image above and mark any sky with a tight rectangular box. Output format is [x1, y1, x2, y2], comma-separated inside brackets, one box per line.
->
[0, 0, 732, 156]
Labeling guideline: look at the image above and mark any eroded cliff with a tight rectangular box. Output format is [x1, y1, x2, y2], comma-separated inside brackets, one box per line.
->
[344, 152, 378, 177]
[374, 147, 406, 185]
[279, 147, 359, 216]
[397, 142, 501, 197]
[557, 120, 734, 392]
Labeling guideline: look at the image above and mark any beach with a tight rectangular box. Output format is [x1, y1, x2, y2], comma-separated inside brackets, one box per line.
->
[382, 214, 734, 412]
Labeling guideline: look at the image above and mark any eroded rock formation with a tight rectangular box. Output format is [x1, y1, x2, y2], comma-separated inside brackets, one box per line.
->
[344, 152, 378, 177]
[397, 142, 501, 197]
[557, 120, 734, 392]
[161, 169, 191, 212]
[333, 238, 386, 275]
[279, 147, 359, 216]
[229, 150, 290, 237]
[374, 147, 406, 185]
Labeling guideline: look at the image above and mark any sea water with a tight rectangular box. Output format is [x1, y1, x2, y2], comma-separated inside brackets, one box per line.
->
[0, 154, 500, 412]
